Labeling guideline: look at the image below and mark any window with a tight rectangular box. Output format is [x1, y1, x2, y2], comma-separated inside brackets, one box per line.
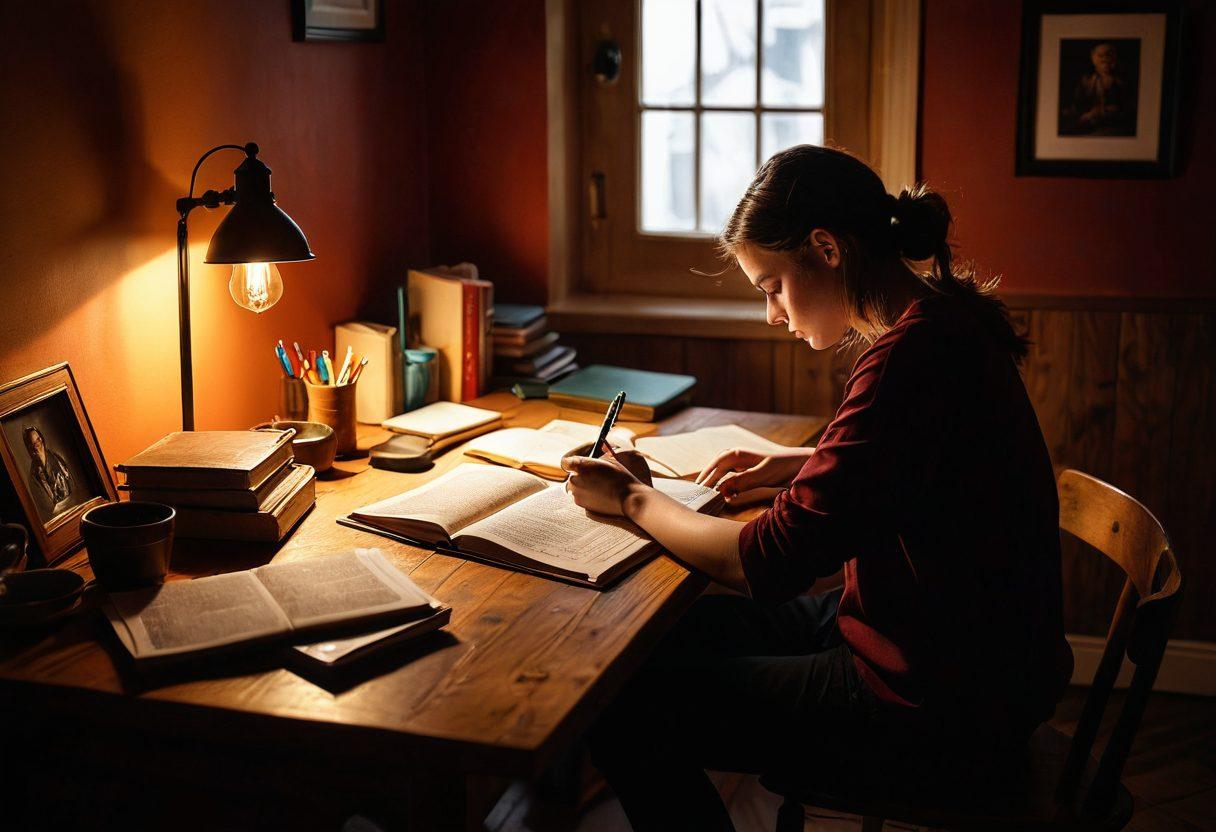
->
[640, 0, 826, 235]
[547, 0, 919, 314]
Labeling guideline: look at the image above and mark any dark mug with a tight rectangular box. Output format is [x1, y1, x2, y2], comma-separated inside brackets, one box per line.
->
[81, 502, 175, 592]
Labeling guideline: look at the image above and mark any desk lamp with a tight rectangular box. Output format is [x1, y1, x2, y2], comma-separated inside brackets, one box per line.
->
[175, 142, 314, 430]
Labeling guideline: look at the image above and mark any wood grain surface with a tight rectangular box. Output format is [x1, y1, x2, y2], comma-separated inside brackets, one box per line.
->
[0, 395, 826, 778]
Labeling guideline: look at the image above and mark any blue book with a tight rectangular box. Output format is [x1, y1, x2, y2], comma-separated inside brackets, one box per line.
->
[494, 304, 546, 330]
[548, 365, 696, 422]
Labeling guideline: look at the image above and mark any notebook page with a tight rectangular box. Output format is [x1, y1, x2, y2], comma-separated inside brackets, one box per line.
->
[254, 549, 432, 629]
[636, 424, 793, 478]
[537, 419, 636, 448]
[352, 463, 546, 536]
[382, 401, 500, 439]
[458, 478, 719, 581]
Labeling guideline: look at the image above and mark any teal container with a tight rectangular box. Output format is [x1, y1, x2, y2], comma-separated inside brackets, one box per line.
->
[403, 347, 439, 411]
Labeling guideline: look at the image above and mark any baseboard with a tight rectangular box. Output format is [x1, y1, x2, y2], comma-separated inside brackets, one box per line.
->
[1067, 634, 1216, 696]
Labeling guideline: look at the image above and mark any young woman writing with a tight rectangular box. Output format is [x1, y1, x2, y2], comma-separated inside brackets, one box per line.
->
[562, 145, 1073, 831]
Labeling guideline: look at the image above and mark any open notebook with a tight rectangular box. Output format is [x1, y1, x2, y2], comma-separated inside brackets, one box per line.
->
[342, 463, 724, 587]
[463, 421, 798, 481]
[103, 549, 440, 664]
[634, 424, 796, 479]
[463, 419, 637, 479]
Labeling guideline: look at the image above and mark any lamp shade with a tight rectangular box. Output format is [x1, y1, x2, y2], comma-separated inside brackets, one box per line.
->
[205, 151, 314, 265]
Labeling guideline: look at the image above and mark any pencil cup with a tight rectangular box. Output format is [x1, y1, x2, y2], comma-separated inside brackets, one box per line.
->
[279, 377, 308, 421]
[306, 380, 358, 458]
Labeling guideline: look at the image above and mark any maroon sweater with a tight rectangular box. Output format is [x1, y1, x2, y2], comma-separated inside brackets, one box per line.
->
[740, 296, 1072, 733]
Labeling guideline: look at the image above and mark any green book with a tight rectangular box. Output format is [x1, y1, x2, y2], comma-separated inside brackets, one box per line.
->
[548, 365, 696, 422]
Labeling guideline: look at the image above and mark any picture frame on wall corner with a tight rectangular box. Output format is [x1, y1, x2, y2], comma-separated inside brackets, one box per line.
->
[292, 0, 384, 43]
[1016, 0, 1184, 178]
[0, 363, 116, 566]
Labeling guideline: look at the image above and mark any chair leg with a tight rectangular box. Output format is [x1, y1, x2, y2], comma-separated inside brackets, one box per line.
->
[775, 797, 806, 832]
[860, 817, 885, 832]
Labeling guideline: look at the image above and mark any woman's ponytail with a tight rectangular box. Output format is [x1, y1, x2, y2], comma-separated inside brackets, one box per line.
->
[892, 184, 1029, 361]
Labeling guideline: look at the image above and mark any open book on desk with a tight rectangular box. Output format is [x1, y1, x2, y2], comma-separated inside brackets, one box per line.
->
[463, 419, 638, 480]
[103, 549, 442, 665]
[342, 463, 724, 587]
[634, 424, 797, 479]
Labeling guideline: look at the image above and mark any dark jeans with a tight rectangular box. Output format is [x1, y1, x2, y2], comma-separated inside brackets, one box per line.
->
[586, 588, 878, 832]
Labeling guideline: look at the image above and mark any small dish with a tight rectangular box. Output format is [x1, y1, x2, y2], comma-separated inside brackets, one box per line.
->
[0, 568, 86, 628]
[254, 420, 337, 472]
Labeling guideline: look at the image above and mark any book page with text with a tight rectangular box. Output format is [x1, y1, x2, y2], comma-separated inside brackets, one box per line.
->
[457, 478, 719, 581]
[636, 424, 793, 478]
[105, 571, 290, 658]
[351, 463, 547, 541]
[254, 549, 433, 629]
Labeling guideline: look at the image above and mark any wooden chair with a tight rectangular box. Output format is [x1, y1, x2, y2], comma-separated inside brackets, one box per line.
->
[762, 469, 1183, 831]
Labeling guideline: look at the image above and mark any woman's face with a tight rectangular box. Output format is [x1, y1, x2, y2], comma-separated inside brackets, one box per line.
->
[734, 242, 850, 350]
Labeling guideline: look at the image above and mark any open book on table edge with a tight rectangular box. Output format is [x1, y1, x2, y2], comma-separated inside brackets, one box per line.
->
[340, 463, 724, 589]
[101, 549, 442, 666]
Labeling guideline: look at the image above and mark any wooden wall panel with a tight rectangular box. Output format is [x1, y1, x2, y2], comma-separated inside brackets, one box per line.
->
[1163, 313, 1215, 641]
[559, 306, 1213, 640]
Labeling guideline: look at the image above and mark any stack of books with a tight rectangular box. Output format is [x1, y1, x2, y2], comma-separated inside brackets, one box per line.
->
[117, 430, 316, 543]
[491, 304, 578, 387]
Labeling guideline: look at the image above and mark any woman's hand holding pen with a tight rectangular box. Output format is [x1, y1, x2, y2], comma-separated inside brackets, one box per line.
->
[695, 448, 815, 507]
[562, 443, 653, 517]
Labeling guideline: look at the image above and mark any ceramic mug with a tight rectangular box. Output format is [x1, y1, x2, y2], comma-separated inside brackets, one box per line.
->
[81, 502, 175, 592]
[404, 347, 438, 412]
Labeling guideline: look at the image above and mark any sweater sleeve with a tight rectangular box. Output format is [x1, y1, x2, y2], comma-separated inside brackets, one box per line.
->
[738, 336, 923, 604]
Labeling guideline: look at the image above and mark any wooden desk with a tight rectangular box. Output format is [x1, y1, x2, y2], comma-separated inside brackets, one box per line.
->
[3, 396, 825, 828]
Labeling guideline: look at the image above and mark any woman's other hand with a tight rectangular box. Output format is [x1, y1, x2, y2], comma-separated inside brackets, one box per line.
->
[695, 448, 813, 504]
[562, 443, 652, 517]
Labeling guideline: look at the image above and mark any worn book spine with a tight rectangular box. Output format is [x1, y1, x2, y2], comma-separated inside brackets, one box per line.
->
[123, 459, 294, 511]
[462, 281, 479, 401]
[173, 466, 315, 541]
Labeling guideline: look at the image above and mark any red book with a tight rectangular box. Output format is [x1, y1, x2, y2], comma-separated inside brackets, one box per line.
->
[461, 281, 480, 401]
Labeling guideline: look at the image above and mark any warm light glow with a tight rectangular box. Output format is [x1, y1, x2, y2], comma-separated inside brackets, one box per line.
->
[228, 262, 284, 313]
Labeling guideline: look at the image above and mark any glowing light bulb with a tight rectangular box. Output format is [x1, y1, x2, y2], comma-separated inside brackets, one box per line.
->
[228, 262, 284, 313]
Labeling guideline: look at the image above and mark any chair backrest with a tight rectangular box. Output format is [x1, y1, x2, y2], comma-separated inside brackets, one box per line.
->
[1054, 469, 1183, 818]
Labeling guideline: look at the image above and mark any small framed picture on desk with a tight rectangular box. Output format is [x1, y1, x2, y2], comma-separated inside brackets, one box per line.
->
[0, 363, 116, 565]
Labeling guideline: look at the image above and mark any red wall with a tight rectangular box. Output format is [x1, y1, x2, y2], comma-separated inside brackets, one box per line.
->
[418, 0, 1215, 304]
[920, 0, 1215, 299]
[0, 0, 428, 467]
[423, 0, 550, 306]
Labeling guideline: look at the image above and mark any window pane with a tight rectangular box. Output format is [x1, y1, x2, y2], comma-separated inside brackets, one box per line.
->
[761, 112, 824, 162]
[642, 0, 696, 106]
[642, 110, 696, 232]
[701, 0, 757, 107]
[761, 0, 825, 108]
[700, 111, 756, 233]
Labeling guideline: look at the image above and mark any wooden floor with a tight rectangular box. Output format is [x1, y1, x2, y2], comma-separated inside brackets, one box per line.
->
[484, 687, 1216, 832]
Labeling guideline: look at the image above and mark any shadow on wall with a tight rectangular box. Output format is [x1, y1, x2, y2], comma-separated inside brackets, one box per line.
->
[0, 0, 179, 349]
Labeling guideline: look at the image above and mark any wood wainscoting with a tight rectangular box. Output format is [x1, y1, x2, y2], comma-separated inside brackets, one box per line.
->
[560, 301, 1215, 642]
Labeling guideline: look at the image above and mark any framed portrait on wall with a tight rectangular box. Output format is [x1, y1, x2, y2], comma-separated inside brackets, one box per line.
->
[292, 0, 384, 43]
[0, 364, 116, 566]
[1017, 1, 1184, 177]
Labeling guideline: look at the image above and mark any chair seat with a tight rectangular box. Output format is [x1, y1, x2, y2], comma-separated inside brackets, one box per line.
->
[761, 724, 1134, 831]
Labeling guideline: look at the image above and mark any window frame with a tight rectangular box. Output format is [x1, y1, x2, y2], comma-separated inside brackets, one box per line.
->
[546, 0, 921, 330]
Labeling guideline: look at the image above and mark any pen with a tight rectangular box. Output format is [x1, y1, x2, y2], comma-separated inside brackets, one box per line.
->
[278, 339, 298, 378]
[350, 356, 369, 384]
[318, 350, 331, 384]
[274, 344, 294, 378]
[589, 390, 626, 460]
[293, 341, 305, 367]
[337, 345, 354, 385]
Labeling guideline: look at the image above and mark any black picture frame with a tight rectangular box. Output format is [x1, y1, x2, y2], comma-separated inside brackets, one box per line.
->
[292, 0, 384, 43]
[1016, 0, 1184, 178]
